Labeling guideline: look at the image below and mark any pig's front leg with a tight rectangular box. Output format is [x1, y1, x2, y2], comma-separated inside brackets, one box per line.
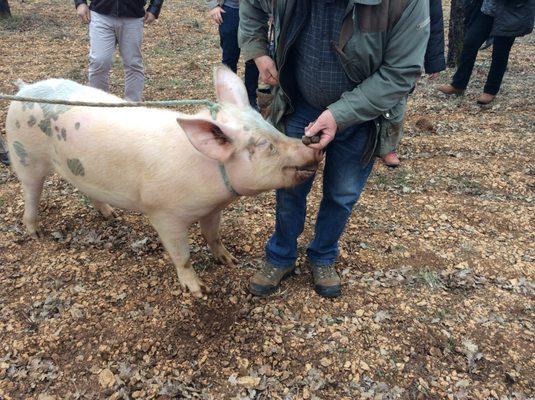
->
[200, 211, 238, 267]
[149, 212, 206, 298]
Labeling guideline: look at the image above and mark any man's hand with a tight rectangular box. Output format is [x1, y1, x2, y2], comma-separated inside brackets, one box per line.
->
[254, 55, 279, 86]
[208, 6, 225, 25]
[304, 110, 337, 150]
[76, 3, 91, 24]
[144, 11, 156, 24]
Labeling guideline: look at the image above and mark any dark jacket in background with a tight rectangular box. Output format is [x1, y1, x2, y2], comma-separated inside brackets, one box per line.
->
[73, 0, 164, 19]
[424, 0, 446, 73]
[464, 0, 534, 36]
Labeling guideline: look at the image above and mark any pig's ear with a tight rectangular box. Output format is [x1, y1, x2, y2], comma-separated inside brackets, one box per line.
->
[214, 65, 250, 108]
[177, 116, 236, 162]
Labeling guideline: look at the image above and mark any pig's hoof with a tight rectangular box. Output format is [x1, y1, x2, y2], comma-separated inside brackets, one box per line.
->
[93, 201, 117, 219]
[100, 207, 118, 219]
[200, 282, 212, 294]
[215, 248, 238, 267]
[29, 230, 42, 240]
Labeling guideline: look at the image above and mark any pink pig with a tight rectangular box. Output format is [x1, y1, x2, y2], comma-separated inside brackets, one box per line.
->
[6, 66, 321, 297]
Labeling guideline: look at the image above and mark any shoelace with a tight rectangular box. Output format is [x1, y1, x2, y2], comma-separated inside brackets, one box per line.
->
[262, 265, 282, 280]
[315, 266, 337, 280]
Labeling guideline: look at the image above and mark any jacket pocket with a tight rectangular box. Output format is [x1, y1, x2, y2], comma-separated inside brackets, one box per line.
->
[375, 97, 407, 156]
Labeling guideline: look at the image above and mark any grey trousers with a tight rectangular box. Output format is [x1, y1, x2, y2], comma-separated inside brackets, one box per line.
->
[88, 11, 144, 101]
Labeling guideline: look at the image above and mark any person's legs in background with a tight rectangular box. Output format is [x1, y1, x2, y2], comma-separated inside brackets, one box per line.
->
[439, 11, 493, 95]
[219, 5, 258, 108]
[117, 16, 145, 101]
[479, 35, 515, 102]
[88, 11, 117, 93]
[219, 6, 240, 73]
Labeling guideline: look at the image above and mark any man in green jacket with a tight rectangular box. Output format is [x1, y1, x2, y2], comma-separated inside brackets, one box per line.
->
[239, 0, 430, 298]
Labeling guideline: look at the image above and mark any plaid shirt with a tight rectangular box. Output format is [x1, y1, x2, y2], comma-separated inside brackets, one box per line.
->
[293, 0, 354, 110]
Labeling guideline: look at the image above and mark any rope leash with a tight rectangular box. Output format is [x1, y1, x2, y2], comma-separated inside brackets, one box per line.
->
[0, 93, 239, 194]
[0, 94, 221, 119]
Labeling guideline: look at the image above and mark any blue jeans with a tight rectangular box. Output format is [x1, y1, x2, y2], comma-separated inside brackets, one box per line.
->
[266, 100, 375, 267]
[219, 5, 259, 107]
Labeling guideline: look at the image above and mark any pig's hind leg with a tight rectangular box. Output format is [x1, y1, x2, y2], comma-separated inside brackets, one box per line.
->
[12, 158, 51, 239]
[200, 211, 238, 267]
[149, 212, 207, 298]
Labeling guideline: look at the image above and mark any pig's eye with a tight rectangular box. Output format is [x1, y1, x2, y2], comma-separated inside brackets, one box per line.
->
[256, 139, 269, 147]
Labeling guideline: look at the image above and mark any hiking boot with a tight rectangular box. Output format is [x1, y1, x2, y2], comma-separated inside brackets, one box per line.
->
[437, 84, 464, 96]
[477, 93, 495, 105]
[311, 263, 341, 298]
[381, 151, 400, 168]
[249, 262, 295, 296]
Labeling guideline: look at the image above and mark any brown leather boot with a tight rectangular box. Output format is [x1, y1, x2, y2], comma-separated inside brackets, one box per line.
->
[249, 262, 295, 296]
[311, 263, 341, 298]
[477, 93, 495, 105]
[437, 84, 464, 96]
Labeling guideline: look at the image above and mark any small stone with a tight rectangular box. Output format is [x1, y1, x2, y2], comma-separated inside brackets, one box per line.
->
[98, 368, 116, 388]
[38, 395, 56, 400]
[236, 376, 261, 388]
[360, 361, 370, 371]
[320, 357, 332, 367]
[356, 309, 365, 317]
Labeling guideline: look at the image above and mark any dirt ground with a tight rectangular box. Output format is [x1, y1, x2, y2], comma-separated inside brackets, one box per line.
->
[0, 0, 533, 399]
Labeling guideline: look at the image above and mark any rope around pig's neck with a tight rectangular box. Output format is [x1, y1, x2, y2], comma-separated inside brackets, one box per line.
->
[0, 93, 244, 196]
[0, 94, 221, 119]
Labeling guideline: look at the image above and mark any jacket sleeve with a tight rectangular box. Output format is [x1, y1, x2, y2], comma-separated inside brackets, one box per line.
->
[206, 0, 220, 10]
[147, 0, 164, 18]
[424, 0, 446, 74]
[238, 0, 271, 61]
[328, 0, 430, 131]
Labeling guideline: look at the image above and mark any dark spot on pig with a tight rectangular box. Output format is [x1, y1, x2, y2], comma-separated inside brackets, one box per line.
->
[54, 126, 60, 132]
[15, 120, 21, 129]
[56, 134, 61, 141]
[13, 141, 29, 166]
[38, 119, 53, 137]
[61, 128, 67, 141]
[27, 115, 37, 127]
[75, 122, 80, 130]
[67, 158, 85, 177]
[243, 125, 251, 132]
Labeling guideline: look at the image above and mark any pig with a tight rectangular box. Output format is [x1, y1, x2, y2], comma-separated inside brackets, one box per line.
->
[6, 66, 321, 297]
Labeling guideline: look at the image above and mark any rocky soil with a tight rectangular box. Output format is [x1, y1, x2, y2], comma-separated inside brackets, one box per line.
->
[0, 0, 533, 399]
